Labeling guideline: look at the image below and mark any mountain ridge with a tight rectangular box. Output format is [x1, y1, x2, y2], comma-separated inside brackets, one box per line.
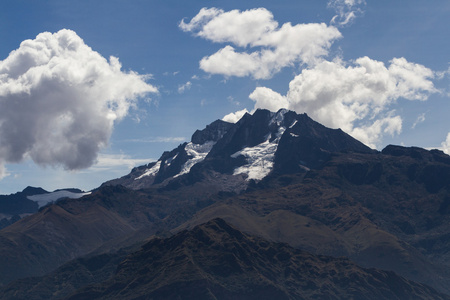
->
[102, 109, 374, 191]
[64, 219, 450, 300]
[0, 186, 89, 229]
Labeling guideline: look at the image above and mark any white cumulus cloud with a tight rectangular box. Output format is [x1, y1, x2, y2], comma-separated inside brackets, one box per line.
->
[180, 7, 342, 79]
[249, 87, 288, 112]
[442, 133, 450, 155]
[249, 57, 437, 148]
[0, 29, 157, 178]
[222, 109, 249, 123]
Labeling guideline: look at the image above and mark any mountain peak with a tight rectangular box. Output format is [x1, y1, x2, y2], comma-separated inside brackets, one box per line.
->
[188, 217, 245, 241]
[22, 186, 48, 196]
[103, 109, 375, 190]
[191, 119, 233, 145]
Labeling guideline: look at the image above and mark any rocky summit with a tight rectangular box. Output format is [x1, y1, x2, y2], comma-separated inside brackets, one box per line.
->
[102, 109, 373, 191]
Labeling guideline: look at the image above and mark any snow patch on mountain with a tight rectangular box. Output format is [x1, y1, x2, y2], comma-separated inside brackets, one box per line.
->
[28, 190, 91, 208]
[231, 140, 276, 180]
[289, 120, 298, 128]
[135, 161, 161, 180]
[269, 108, 288, 126]
[165, 154, 178, 167]
[175, 141, 215, 178]
[231, 127, 285, 181]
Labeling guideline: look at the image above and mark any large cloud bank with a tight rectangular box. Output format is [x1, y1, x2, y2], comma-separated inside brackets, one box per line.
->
[250, 57, 436, 147]
[180, 7, 341, 79]
[0, 29, 157, 179]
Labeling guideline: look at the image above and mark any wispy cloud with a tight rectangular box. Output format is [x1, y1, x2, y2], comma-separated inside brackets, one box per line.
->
[227, 96, 241, 106]
[89, 153, 154, 171]
[0, 29, 157, 179]
[328, 0, 366, 27]
[178, 81, 192, 93]
[163, 71, 180, 76]
[412, 113, 426, 129]
[123, 137, 187, 143]
[1, 153, 155, 193]
[0, 164, 9, 180]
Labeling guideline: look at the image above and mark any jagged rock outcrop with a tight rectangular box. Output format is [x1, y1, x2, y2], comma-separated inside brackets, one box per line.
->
[191, 119, 234, 145]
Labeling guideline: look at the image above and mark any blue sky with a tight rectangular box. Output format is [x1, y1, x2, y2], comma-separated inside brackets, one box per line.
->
[0, 0, 449, 194]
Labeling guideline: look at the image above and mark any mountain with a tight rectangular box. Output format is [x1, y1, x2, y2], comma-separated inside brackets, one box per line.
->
[5, 219, 447, 300]
[0, 109, 450, 298]
[0, 186, 45, 216]
[176, 144, 450, 293]
[0, 187, 90, 229]
[66, 219, 449, 300]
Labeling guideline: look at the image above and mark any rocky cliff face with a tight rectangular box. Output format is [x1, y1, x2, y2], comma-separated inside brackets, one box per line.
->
[191, 119, 234, 145]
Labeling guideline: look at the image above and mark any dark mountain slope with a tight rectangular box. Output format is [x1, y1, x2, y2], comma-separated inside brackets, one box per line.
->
[177, 145, 450, 294]
[0, 186, 142, 285]
[66, 219, 449, 300]
[0, 251, 128, 300]
[0, 178, 239, 285]
[274, 112, 375, 172]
